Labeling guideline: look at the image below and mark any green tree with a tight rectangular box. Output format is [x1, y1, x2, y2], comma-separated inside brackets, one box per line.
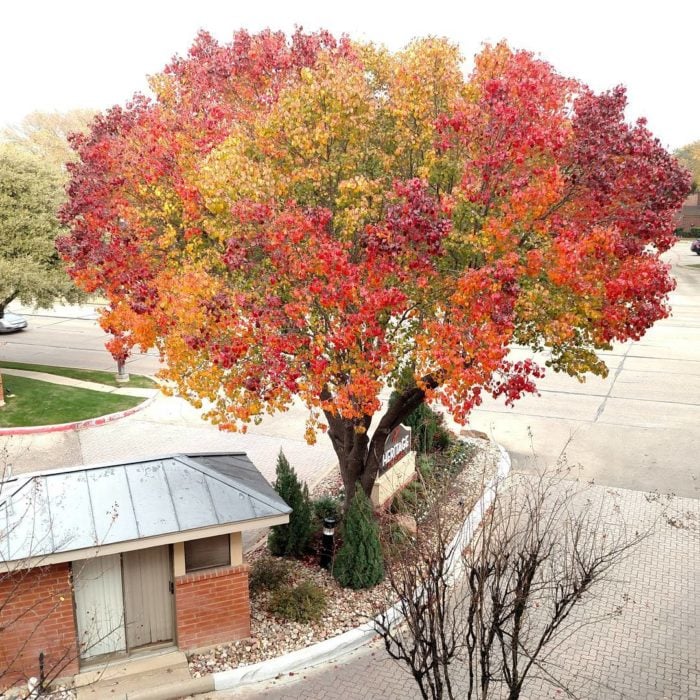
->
[0, 147, 83, 318]
[333, 486, 384, 589]
[268, 450, 313, 557]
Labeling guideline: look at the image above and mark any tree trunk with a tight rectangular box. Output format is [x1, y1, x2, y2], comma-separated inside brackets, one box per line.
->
[0, 373, 4, 408]
[323, 377, 438, 507]
[0, 290, 19, 319]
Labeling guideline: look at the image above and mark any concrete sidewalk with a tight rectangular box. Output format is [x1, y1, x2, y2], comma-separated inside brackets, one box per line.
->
[0, 367, 157, 397]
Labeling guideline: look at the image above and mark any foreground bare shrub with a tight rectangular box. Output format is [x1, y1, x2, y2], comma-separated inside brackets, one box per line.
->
[375, 465, 656, 700]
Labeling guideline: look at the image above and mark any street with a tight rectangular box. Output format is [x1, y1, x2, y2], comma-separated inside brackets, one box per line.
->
[0, 303, 160, 376]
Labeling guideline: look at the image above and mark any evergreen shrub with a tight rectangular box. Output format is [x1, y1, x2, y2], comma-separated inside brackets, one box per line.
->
[333, 486, 384, 589]
[268, 450, 313, 557]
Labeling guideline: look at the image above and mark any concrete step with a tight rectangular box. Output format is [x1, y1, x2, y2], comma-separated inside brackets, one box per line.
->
[74, 650, 190, 700]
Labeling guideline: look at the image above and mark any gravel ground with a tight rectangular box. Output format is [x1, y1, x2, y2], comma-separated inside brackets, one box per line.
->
[188, 438, 500, 677]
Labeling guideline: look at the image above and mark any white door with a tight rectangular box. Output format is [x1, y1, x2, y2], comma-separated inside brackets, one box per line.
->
[123, 546, 174, 649]
[73, 554, 127, 659]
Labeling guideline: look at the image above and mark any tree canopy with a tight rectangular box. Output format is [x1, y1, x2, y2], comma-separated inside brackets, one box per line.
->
[675, 140, 700, 189]
[58, 30, 690, 499]
[0, 147, 83, 316]
[1, 109, 95, 177]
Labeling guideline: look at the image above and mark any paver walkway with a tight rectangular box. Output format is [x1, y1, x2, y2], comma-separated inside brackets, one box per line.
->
[207, 486, 700, 700]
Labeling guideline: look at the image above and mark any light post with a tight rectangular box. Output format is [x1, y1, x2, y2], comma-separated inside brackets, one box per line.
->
[320, 517, 336, 570]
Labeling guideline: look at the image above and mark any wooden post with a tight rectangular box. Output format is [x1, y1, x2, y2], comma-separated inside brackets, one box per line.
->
[0, 372, 5, 407]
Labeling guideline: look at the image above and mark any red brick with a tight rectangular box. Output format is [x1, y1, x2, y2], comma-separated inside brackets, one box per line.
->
[0, 564, 79, 691]
[174, 564, 250, 650]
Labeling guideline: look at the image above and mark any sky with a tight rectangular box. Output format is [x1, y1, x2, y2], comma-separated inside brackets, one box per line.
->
[1, 0, 697, 150]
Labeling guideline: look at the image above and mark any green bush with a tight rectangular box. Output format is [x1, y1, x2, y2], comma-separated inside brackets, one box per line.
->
[333, 486, 384, 589]
[312, 495, 342, 524]
[381, 519, 411, 559]
[268, 581, 327, 623]
[416, 455, 434, 480]
[268, 450, 313, 557]
[249, 556, 293, 593]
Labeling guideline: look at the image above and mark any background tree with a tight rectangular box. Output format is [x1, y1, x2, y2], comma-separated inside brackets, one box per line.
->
[0, 111, 94, 404]
[1, 109, 95, 177]
[375, 467, 655, 700]
[0, 148, 84, 318]
[59, 30, 691, 504]
[675, 139, 700, 190]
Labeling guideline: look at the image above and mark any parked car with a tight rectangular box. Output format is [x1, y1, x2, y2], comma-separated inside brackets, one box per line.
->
[0, 312, 28, 333]
[691, 240, 700, 255]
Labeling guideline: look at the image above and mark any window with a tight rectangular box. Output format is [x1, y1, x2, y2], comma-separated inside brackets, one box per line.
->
[184, 534, 230, 572]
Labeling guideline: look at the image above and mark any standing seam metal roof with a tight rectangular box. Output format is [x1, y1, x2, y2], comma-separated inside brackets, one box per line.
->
[0, 453, 290, 563]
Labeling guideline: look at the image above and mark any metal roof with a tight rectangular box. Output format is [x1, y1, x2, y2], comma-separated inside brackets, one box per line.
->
[0, 453, 290, 563]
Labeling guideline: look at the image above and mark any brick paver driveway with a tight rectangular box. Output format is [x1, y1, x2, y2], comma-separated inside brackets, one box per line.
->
[207, 486, 699, 699]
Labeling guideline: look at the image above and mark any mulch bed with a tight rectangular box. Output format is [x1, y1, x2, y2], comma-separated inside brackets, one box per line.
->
[187, 438, 500, 677]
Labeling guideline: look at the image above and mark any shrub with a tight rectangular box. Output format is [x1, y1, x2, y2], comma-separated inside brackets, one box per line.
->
[445, 441, 476, 476]
[312, 495, 342, 524]
[268, 450, 313, 557]
[381, 519, 411, 559]
[390, 479, 426, 517]
[249, 556, 293, 593]
[333, 486, 384, 589]
[268, 581, 327, 623]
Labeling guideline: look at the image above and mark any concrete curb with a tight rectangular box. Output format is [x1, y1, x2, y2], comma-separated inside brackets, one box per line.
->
[211, 441, 512, 693]
[0, 395, 157, 436]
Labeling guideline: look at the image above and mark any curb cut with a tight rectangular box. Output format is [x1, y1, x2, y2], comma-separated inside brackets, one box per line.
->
[209, 441, 512, 693]
[0, 395, 157, 436]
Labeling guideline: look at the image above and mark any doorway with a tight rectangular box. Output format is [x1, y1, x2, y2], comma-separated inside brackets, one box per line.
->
[73, 545, 174, 661]
[123, 546, 174, 649]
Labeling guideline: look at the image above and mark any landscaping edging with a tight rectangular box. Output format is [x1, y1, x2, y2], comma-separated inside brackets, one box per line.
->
[208, 441, 512, 693]
[0, 394, 157, 436]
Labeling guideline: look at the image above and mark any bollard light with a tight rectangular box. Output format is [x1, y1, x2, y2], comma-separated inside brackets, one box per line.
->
[320, 516, 336, 570]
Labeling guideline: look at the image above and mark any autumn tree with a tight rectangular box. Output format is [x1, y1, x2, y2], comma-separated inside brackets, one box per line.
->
[59, 30, 690, 503]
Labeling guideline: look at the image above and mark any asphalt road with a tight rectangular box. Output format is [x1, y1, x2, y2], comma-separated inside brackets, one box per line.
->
[2, 243, 698, 495]
[0, 303, 160, 376]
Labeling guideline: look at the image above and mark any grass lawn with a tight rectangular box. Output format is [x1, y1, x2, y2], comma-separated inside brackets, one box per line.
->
[0, 361, 157, 389]
[0, 375, 143, 427]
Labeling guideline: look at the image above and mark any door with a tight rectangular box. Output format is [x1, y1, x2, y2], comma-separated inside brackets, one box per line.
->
[122, 545, 174, 649]
[73, 554, 127, 659]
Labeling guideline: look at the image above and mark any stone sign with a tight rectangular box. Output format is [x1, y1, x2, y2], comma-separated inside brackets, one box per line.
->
[380, 424, 411, 474]
[371, 424, 416, 508]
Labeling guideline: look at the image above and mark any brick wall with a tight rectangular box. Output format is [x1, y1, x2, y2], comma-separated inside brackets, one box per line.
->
[174, 564, 250, 650]
[0, 564, 78, 691]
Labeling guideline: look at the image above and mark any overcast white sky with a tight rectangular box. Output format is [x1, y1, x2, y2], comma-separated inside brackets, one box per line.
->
[1, 0, 697, 150]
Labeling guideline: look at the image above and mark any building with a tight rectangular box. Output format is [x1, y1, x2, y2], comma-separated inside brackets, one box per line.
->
[0, 453, 290, 689]
[677, 191, 700, 232]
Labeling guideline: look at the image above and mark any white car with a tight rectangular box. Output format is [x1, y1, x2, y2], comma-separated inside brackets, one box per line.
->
[0, 312, 28, 333]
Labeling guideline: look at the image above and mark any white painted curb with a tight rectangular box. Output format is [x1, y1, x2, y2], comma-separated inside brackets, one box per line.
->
[213, 442, 512, 692]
